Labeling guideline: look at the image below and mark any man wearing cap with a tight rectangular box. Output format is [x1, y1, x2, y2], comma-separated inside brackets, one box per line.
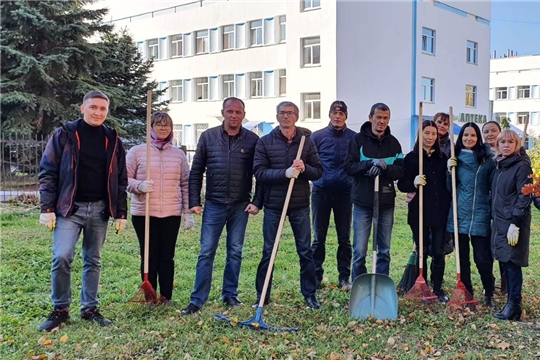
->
[311, 101, 356, 290]
[343, 102, 405, 279]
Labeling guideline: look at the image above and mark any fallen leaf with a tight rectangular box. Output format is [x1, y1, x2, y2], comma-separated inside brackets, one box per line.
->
[330, 353, 341, 360]
[75, 344, 81, 350]
[173, 279, 178, 287]
[92, 343, 98, 348]
[60, 334, 68, 343]
[43, 339, 53, 346]
[471, 324, 476, 331]
[498, 341, 510, 350]
[387, 337, 395, 346]
[197, 321, 203, 326]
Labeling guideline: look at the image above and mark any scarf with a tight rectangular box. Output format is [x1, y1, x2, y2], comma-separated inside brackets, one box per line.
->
[150, 128, 173, 150]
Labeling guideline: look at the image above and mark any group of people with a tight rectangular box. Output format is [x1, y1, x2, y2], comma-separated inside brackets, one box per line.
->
[37, 90, 537, 332]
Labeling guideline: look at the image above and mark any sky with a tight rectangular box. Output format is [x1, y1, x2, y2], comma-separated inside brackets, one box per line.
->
[491, 1, 540, 57]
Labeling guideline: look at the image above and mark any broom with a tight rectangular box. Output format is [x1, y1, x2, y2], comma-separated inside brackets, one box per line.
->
[447, 106, 477, 308]
[404, 102, 437, 301]
[128, 90, 160, 306]
[397, 243, 418, 295]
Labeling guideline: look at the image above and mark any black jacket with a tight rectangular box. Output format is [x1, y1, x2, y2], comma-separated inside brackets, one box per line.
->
[253, 126, 322, 211]
[491, 148, 532, 267]
[189, 125, 262, 208]
[311, 123, 356, 192]
[343, 121, 405, 209]
[397, 149, 450, 228]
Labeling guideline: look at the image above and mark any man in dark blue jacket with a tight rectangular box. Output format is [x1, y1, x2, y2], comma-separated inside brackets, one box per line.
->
[181, 97, 262, 315]
[343, 103, 405, 279]
[38, 90, 127, 332]
[253, 101, 323, 309]
[311, 101, 356, 290]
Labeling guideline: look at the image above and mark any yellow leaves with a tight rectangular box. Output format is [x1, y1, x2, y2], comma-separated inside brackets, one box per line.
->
[229, 317, 238, 327]
[59, 334, 68, 343]
[173, 279, 178, 287]
[251, 321, 260, 329]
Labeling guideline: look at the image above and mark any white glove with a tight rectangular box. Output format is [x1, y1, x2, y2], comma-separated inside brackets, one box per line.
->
[447, 157, 457, 172]
[115, 219, 127, 234]
[507, 224, 519, 246]
[137, 180, 154, 193]
[414, 175, 426, 187]
[182, 214, 195, 230]
[285, 167, 300, 179]
[39, 212, 56, 231]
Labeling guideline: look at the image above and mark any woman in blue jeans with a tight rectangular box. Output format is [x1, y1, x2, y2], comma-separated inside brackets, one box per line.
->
[491, 130, 533, 320]
[447, 122, 496, 307]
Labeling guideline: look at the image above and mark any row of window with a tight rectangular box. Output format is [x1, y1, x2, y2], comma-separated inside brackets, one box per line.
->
[421, 77, 478, 107]
[422, 28, 479, 64]
[493, 85, 540, 100]
[494, 112, 540, 126]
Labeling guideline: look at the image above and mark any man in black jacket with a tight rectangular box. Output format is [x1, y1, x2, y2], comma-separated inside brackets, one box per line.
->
[311, 101, 356, 290]
[343, 102, 405, 280]
[182, 97, 262, 315]
[253, 101, 323, 309]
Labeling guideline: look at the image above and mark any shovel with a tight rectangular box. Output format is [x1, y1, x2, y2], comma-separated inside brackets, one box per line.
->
[349, 175, 398, 320]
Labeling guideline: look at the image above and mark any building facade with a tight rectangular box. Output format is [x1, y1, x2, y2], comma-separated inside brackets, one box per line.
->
[99, 0, 491, 150]
[490, 54, 540, 138]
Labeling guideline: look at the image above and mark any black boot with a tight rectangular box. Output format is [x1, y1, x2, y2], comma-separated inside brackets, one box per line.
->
[495, 302, 508, 317]
[494, 300, 521, 321]
[483, 296, 494, 309]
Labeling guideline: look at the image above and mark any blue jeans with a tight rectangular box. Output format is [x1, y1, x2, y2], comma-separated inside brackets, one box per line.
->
[51, 201, 108, 313]
[189, 200, 249, 307]
[311, 188, 352, 283]
[502, 261, 522, 304]
[255, 207, 317, 300]
[352, 205, 394, 280]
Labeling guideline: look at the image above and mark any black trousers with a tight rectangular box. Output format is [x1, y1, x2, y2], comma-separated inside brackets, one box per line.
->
[311, 188, 352, 283]
[132, 215, 181, 300]
[411, 225, 446, 290]
[458, 233, 494, 297]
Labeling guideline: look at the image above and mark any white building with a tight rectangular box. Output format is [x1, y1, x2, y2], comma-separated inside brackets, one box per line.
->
[99, 0, 491, 150]
[489, 54, 540, 138]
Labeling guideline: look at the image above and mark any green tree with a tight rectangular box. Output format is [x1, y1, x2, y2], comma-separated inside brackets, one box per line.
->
[93, 29, 169, 147]
[500, 116, 511, 129]
[1, 0, 112, 136]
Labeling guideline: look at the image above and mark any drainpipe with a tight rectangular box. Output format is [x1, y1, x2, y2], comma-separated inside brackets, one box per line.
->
[410, 0, 418, 147]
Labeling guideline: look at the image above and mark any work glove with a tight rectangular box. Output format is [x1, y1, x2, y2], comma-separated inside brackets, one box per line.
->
[39, 212, 56, 231]
[414, 175, 426, 187]
[182, 214, 195, 230]
[372, 159, 387, 171]
[285, 167, 300, 179]
[115, 219, 127, 234]
[367, 165, 381, 178]
[137, 180, 154, 193]
[447, 157, 457, 172]
[507, 224, 519, 246]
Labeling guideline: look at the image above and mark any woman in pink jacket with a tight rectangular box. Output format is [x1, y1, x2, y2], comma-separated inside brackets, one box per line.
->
[126, 112, 194, 303]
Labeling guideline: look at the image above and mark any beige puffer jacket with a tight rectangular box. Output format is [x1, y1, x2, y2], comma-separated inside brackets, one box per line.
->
[126, 142, 189, 217]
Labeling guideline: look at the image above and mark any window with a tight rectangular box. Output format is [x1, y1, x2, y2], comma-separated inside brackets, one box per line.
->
[517, 85, 531, 99]
[517, 112, 529, 125]
[250, 72, 263, 98]
[196, 30, 209, 54]
[465, 85, 476, 107]
[222, 74, 235, 98]
[302, 37, 320, 66]
[250, 20, 263, 46]
[170, 34, 183, 57]
[421, 77, 434, 102]
[136, 41, 144, 56]
[302, 0, 321, 11]
[223, 25, 235, 50]
[170, 80, 183, 102]
[279, 16, 286, 42]
[158, 81, 167, 103]
[196, 77, 209, 100]
[303, 93, 321, 120]
[147, 39, 159, 59]
[173, 124, 183, 147]
[195, 123, 208, 144]
[496, 87, 508, 100]
[279, 69, 286, 96]
[466, 40, 478, 64]
[421, 28, 435, 54]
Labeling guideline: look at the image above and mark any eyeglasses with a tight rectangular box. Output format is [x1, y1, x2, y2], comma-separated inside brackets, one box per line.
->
[155, 124, 171, 130]
[278, 111, 297, 117]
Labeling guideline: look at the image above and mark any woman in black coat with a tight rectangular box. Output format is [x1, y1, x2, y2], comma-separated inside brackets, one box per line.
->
[491, 130, 533, 321]
[398, 120, 451, 302]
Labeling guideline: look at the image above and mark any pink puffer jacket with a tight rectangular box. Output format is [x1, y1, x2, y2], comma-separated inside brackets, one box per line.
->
[126, 142, 190, 217]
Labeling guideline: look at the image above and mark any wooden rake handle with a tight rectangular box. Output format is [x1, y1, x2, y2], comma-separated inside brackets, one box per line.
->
[144, 90, 152, 275]
[449, 106, 461, 274]
[418, 102, 424, 270]
[258, 135, 306, 307]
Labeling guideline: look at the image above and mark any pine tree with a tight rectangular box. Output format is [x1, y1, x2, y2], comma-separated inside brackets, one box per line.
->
[500, 116, 511, 129]
[93, 29, 169, 147]
[1, 0, 112, 136]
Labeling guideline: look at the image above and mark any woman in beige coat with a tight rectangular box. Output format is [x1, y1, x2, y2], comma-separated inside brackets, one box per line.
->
[126, 112, 194, 303]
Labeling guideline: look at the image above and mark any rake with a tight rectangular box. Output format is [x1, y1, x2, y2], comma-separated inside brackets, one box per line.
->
[215, 136, 306, 332]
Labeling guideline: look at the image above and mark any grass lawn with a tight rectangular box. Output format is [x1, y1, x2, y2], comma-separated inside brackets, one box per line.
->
[1, 193, 539, 359]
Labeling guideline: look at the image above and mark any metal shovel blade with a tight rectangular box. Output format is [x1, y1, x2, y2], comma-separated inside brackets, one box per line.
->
[349, 273, 398, 320]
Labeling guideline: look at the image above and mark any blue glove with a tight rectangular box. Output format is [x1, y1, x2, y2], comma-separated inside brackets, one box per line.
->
[367, 165, 381, 178]
[372, 159, 387, 171]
